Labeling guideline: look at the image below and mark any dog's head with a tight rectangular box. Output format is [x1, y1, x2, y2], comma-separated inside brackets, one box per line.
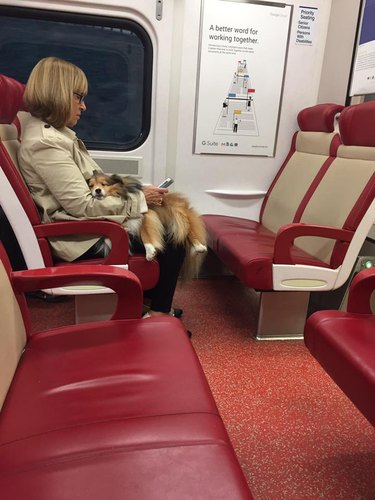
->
[88, 172, 125, 200]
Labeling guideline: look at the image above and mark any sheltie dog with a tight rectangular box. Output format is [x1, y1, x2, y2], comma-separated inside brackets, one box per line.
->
[88, 172, 207, 280]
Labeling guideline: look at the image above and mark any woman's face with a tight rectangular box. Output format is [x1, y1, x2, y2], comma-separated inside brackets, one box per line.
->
[66, 92, 86, 127]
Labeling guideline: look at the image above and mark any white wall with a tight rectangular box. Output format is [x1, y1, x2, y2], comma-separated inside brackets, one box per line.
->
[1, 0, 360, 221]
[166, 0, 360, 220]
[318, 0, 361, 103]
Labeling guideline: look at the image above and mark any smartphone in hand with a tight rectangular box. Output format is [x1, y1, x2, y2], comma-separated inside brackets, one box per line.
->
[158, 177, 174, 188]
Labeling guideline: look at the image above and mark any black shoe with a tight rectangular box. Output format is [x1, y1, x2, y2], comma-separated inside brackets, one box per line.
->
[171, 308, 183, 318]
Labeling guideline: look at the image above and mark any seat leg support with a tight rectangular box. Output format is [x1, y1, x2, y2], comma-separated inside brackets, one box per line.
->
[256, 291, 310, 340]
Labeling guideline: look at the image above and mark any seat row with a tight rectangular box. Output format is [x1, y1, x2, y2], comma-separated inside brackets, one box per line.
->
[203, 101, 375, 339]
[0, 243, 252, 499]
[0, 73, 253, 498]
[0, 73, 158, 322]
[203, 99, 375, 424]
[304, 263, 375, 427]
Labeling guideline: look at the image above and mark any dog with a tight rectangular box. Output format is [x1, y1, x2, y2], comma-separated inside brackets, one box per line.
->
[88, 171, 207, 280]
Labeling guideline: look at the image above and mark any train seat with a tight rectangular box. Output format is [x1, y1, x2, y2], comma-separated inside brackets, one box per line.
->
[0, 244, 252, 499]
[304, 266, 375, 426]
[0, 74, 159, 322]
[203, 102, 375, 339]
[205, 103, 343, 255]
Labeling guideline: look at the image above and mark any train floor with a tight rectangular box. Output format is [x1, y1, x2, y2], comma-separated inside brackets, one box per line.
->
[27, 275, 375, 499]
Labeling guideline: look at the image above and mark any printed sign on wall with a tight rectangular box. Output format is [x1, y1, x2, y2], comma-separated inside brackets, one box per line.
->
[350, 0, 375, 96]
[295, 5, 318, 46]
[194, 0, 292, 156]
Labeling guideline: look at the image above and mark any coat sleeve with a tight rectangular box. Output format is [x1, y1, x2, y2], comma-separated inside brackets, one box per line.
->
[29, 135, 145, 220]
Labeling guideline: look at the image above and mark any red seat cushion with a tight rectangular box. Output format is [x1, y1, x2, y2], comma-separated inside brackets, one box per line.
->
[203, 214, 328, 290]
[203, 214, 260, 252]
[0, 436, 251, 500]
[0, 319, 215, 441]
[0, 317, 252, 499]
[304, 310, 375, 426]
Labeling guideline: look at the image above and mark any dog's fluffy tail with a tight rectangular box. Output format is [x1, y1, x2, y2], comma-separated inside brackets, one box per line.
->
[177, 206, 207, 282]
[180, 244, 207, 282]
[148, 192, 208, 281]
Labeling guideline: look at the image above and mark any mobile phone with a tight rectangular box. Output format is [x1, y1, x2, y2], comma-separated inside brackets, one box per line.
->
[158, 177, 174, 188]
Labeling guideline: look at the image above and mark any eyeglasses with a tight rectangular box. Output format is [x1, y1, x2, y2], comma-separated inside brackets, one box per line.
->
[73, 92, 86, 104]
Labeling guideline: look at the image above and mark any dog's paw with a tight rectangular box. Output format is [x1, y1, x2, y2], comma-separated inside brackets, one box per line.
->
[191, 243, 207, 254]
[144, 243, 157, 261]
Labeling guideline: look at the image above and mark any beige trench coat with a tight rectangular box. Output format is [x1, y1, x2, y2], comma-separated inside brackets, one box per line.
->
[18, 116, 147, 261]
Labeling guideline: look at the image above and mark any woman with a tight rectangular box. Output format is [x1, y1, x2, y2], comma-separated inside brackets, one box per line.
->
[18, 56, 185, 318]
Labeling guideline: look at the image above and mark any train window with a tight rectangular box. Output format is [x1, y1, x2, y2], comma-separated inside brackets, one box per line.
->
[0, 6, 152, 151]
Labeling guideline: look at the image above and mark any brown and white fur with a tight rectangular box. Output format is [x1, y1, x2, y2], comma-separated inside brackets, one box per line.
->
[88, 172, 207, 280]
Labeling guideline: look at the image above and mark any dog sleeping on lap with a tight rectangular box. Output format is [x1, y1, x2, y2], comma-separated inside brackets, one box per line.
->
[88, 171, 207, 279]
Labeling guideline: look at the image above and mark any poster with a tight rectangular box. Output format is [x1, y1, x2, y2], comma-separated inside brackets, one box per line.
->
[350, 0, 375, 96]
[194, 0, 292, 156]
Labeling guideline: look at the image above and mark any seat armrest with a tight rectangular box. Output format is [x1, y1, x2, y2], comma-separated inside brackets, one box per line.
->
[12, 265, 142, 319]
[347, 267, 375, 314]
[33, 220, 129, 264]
[274, 223, 353, 264]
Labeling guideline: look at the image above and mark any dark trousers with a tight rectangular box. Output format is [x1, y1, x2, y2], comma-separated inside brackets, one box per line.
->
[0, 207, 26, 271]
[80, 236, 186, 313]
[131, 237, 186, 313]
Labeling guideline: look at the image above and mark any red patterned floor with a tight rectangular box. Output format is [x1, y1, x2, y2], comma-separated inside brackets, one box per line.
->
[27, 276, 375, 499]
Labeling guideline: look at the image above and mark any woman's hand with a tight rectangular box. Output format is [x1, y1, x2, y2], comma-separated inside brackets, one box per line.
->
[143, 185, 168, 206]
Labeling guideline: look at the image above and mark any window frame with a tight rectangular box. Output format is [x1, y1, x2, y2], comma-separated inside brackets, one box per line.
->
[0, 5, 153, 151]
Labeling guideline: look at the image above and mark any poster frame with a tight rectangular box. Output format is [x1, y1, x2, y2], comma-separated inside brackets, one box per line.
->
[193, 0, 293, 157]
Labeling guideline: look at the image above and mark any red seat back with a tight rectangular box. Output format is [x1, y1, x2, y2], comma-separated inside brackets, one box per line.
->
[0, 75, 42, 226]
